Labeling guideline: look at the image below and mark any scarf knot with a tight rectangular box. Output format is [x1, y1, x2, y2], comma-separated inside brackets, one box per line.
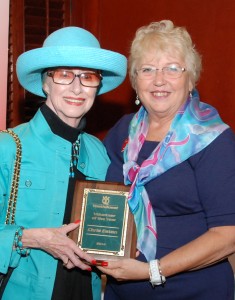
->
[124, 161, 140, 183]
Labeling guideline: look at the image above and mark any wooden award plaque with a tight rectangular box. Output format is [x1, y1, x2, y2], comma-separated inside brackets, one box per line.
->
[70, 180, 137, 261]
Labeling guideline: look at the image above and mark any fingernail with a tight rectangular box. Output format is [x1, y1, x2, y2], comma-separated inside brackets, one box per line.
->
[74, 219, 80, 224]
[91, 259, 97, 265]
[101, 261, 108, 267]
[87, 267, 92, 272]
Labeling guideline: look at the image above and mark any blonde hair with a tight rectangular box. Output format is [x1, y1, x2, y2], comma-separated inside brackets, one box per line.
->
[129, 20, 202, 89]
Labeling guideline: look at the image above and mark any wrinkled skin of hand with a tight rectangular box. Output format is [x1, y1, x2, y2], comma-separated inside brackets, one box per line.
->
[22, 222, 94, 270]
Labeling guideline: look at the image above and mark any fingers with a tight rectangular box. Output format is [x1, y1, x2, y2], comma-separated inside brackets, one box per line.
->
[69, 249, 97, 270]
[62, 255, 94, 271]
[97, 262, 125, 281]
[61, 251, 92, 270]
[37, 223, 96, 271]
[80, 258, 108, 267]
[57, 222, 95, 270]
[60, 220, 80, 236]
[63, 258, 84, 270]
[98, 259, 149, 281]
[62, 256, 69, 266]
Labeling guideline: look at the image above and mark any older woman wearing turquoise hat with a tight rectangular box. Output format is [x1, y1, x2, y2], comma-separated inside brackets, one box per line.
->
[0, 27, 126, 300]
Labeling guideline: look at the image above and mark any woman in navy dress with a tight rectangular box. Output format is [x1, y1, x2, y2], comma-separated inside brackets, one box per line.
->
[99, 20, 235, 299]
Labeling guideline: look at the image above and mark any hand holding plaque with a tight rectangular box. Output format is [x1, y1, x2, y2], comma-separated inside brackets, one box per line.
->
[70, 180, 137, 261]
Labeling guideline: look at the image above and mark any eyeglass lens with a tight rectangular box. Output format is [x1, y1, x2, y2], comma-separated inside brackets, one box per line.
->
[137, 66, 185, 79]
[48, 69, 102, 87]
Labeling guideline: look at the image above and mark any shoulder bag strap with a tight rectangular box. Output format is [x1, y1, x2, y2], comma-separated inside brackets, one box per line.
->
[0, 130, 22, 224]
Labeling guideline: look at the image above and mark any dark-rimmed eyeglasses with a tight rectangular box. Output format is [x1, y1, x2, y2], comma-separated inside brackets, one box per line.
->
[136, 65, 186, 80]
[47, 69, 102, 87]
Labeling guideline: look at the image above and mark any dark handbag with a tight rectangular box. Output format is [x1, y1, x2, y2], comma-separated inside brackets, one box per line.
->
[0, 269, 14, 298]
[0, 130, 22, 298]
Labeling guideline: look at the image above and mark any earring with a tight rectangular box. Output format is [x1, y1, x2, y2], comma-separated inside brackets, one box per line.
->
[135, 94, 140, 105]
[189, 91, 193, 98]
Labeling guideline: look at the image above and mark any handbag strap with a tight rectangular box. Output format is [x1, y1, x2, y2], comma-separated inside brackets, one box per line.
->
[0, 130, 22, 224]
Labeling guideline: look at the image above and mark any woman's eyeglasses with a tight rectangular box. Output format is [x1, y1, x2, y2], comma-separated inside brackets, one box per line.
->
[47, 69, 102, 87]
[136, 65, 186, 80]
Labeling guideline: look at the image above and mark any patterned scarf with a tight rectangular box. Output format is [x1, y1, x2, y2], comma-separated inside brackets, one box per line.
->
[123, 94, 228, 261]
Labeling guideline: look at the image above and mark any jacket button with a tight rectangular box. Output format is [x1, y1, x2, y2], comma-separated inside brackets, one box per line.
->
[25, 180, 32, 187]
[80, 163, 85, 169]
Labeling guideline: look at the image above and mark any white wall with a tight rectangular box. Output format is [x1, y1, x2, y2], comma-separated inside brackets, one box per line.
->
[0, 0, 10, 129]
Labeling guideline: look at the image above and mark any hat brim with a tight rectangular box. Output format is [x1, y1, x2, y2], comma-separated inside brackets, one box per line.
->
[16, 46, 127, 97]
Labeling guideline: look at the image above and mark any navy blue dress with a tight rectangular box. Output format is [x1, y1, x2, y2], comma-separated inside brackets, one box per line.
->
[103, 114, 235, 300]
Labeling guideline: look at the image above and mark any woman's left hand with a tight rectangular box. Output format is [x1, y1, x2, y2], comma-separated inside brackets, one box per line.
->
[97, 258, 149, 281]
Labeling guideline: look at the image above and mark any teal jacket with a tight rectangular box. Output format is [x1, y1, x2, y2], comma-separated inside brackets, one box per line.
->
[0, 110, 110, 300]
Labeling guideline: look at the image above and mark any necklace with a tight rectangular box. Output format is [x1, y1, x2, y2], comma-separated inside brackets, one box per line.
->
[69, 138, 80, 178]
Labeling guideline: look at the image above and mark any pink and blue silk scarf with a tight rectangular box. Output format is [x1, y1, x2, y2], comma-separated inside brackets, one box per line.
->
[123, 94, 229, 261]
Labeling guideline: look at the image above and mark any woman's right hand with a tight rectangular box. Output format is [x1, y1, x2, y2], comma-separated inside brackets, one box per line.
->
[21, 222, 94, 270]
[97, 258, 149, 281]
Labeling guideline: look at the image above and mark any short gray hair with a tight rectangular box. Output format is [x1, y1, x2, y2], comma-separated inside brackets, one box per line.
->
[129, 20, 202, 89]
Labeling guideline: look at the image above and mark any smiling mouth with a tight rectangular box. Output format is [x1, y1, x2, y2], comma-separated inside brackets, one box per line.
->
[153, 92, 169, 97]
[64, 97, 85, 103]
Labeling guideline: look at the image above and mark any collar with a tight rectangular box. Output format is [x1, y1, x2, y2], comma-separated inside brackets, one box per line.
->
[40, 104, 86, 143]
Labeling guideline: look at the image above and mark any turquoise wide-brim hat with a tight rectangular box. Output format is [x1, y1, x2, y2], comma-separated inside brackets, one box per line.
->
[16, 27, 127, 97]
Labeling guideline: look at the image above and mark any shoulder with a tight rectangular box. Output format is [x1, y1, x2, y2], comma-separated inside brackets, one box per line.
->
[81, 132, 106, 149]
[189, 128, 235, 168]
[0, 124, 29, 159]
[79, 132, 110, 180]
[80, 132, 109, 159]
